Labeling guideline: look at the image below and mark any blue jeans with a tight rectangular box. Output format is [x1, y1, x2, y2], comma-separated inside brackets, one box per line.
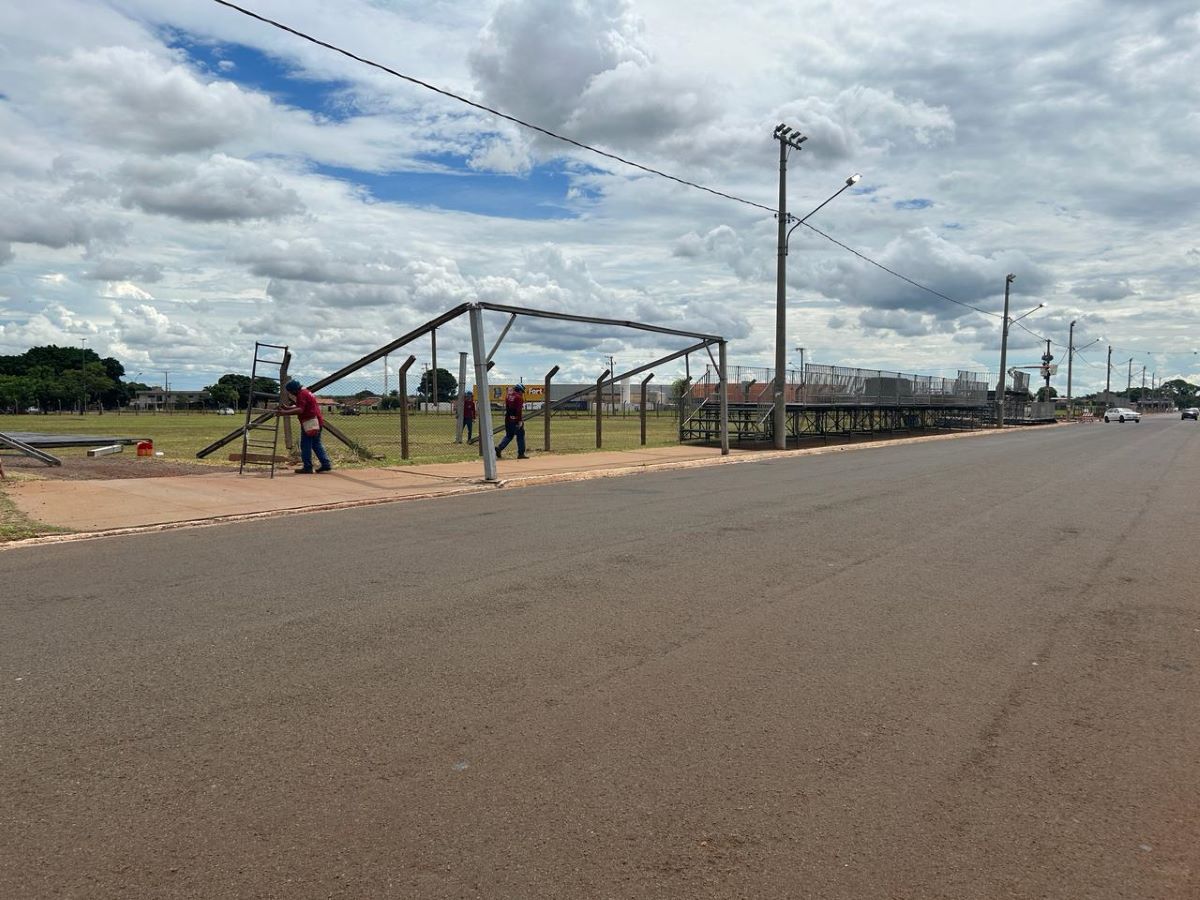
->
[300, 429, 332, 470]
[496, 421, 525, 456]
[464, 418, 474, 441]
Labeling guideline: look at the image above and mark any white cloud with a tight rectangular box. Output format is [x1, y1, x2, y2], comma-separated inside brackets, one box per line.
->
[45, 46, 275, 154]
[117, 155, 305, 222]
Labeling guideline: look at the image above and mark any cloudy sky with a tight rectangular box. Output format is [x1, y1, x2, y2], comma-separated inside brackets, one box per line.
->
[1, 0, 1197, 393]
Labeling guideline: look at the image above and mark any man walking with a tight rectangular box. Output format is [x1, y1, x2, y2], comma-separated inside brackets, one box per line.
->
[462, 390, 476, 442]
[277, 379, 333, 474]
[495, 384, 529, 459]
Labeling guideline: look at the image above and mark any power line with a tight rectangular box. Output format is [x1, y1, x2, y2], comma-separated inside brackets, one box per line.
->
[1012, 318, 1053, 345]
[210, 0, 776, 214]
[211, 0, 1015, 323]
[799, 223, 1002, 319]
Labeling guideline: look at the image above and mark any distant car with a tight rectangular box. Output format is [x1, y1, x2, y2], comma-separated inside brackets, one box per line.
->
[1103, 407, 1140, 423]
[1182, 408, 1199, 420]
[25, 406, 41, 413]
[217, 407, 237, 415]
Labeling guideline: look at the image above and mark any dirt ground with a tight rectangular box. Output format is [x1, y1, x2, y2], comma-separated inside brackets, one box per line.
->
[0, 451, 225, 480]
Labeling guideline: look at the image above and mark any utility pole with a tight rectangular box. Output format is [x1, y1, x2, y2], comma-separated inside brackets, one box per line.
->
[1127, 358, 1133, 395]
[773, 123, 807, 450]
[164, 369, 169, 414]
[794, 346, 806, 403]
[1041, 339, 1054, 404]
[1066, 321, 1076, 418]
[79, 338, 87, 416]
[996, 274, 1015, 427]
[1105, 346, 1112, 405]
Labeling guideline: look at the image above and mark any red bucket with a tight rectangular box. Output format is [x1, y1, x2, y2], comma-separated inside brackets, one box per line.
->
[136, 440, 153, 457]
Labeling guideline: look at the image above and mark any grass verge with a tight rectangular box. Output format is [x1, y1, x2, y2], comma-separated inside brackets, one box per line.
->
[0, 478, 68, 542]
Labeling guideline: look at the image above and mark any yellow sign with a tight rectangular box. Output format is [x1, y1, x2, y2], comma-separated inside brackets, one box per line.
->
[487, 384, 545, 404]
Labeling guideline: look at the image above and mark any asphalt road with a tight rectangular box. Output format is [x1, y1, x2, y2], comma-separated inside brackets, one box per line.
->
[3, 417, 1197, 899]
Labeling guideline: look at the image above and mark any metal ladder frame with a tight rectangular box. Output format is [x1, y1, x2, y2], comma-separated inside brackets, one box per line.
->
[238, 342, 290, 477]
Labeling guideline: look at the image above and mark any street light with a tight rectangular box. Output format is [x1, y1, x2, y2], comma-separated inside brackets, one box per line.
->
[773, 123, 860, 449]
[79, 338, 87, 416]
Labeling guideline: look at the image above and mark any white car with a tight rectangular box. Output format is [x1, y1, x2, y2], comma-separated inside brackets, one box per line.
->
[1103, 407, 1140, 423]
[217, 407, 237, 415]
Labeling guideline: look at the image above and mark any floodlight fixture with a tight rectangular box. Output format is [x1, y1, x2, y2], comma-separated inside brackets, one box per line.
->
[846, 173, 862, 186]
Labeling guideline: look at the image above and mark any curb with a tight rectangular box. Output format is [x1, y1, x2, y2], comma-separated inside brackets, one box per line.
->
[1, 424, 1029, 548]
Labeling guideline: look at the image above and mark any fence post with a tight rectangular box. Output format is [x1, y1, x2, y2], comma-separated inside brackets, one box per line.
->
[455, 351, 467, 442]
[640, 373, 654, 445]
[544, 365, 559, 452]
[596, 368, 610, 449]
[719, 341, 729, 455]
[397, 355, 416, 460]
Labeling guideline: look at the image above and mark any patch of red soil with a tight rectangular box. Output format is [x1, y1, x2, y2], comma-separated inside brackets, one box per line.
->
[1, 453, 222, 480]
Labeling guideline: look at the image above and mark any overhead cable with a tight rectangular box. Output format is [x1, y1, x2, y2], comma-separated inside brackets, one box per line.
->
[210, 0, 776, 214]
[799, 223, 1002, 319]
[212, 0, 1012, 321]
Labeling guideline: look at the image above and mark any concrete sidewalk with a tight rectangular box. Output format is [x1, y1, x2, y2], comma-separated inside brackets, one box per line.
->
[6, 446, 754, 534]
[6, 427, 1023, 538]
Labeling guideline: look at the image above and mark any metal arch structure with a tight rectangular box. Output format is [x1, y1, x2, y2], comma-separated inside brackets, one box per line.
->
[198, 302, 730, 479]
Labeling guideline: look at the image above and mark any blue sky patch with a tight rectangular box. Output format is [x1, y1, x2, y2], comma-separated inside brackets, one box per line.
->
[313, 160, 583, 220]
[894, 198, 933, 210]
[166, 30, 356, 121]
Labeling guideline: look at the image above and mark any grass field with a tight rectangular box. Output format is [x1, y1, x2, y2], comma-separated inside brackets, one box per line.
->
[0, 408, 687, 468]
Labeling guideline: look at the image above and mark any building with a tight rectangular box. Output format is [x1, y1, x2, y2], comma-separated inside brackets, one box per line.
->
[131, 389, 211, 411]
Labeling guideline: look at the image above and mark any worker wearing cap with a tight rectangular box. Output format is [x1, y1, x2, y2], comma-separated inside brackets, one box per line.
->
[495, 384, 529, 459]
[277, 378, 333, 474]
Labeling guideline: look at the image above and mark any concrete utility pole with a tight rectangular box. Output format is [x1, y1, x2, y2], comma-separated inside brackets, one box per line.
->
[996, 274, 1015, 427]
[1105, 346, 1113, 405]
[1127, 358, 1134, 394]
[773, 123, 807, 450]
[1066, 320, 1076, 418]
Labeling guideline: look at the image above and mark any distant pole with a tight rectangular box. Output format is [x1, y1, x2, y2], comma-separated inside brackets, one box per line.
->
[79, 339, 87, 415]
[640, 373, 654, 445]
[1127, 358, 1133, 394]
[1043, 339, 1053, 403]
[1066, 320, 1076, 418]
[1105, 346, 1113, 404]
[996, 274, 1015, 427]
[596, 369, 610, 449]
[544, 365, 559, 452]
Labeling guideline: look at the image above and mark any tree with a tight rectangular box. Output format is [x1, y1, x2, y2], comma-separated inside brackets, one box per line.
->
[1035, 386, 1059, 402]
[208, 384, 239, 409]
[417, 367, 457, 402]
[206, 373, 279, 408]
[1160, 378, 1199, 409]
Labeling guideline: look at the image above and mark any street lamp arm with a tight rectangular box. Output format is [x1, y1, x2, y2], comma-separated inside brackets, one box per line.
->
[1009, 302, 1044, 325]
[784, 174, 861, 252]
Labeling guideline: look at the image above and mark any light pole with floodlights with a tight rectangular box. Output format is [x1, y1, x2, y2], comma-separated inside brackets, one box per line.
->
[773, 121, 859, 448]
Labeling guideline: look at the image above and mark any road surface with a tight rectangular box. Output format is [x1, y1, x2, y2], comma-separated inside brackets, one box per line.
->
[3, 416, 1197, 898]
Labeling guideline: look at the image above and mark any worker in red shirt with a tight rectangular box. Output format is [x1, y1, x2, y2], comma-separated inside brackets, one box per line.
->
[461, 390, 477, 442]
[494, 384, 529, 459]
[278, 379, 333, 473]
